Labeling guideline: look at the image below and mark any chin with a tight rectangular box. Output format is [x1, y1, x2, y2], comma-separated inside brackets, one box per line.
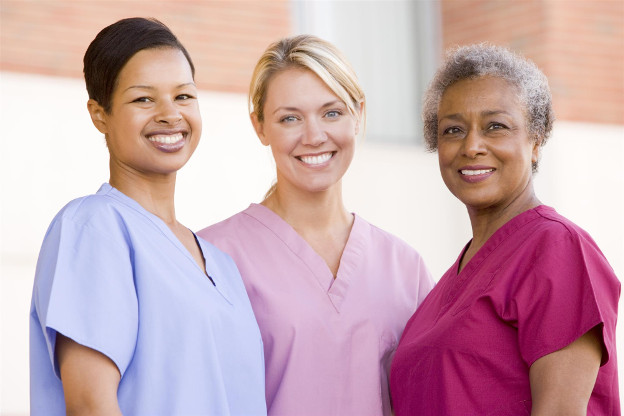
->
[455, 193, 498, 209]
[152, 161, 188, 175]
[301, 180, 339, 194]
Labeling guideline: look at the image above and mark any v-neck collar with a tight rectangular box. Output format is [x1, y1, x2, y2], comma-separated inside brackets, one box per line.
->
[98, 183, 232, 303]
[243, 203, 368, 312]
[443, 205, 550, 307]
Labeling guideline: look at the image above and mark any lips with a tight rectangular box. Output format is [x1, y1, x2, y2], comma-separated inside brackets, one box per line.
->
[147, 132, 186, 153]
[297, 151, 334, 166]
[460, 168, 494, 176]
[458, 166, 495, 183]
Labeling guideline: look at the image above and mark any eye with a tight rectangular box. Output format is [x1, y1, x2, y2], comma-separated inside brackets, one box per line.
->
[442, 126, 462, 135]
[325, 110, 342, 118]
[488, 122, 508, 130]
[280, 115, 299, 123]
[176, 94, 195, 101]
[132, 96, 151, 103]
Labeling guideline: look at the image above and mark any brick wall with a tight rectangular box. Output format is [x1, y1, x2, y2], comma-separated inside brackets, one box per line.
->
[0, 0, 291, 93]
[441, 0, 624, 125]
[2, 1, 621, 125]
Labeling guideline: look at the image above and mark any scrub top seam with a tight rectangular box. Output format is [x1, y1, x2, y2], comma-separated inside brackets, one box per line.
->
[242, 205, 357, 311]
[241, 210, 332, 293]
[100, 184, 213, 281]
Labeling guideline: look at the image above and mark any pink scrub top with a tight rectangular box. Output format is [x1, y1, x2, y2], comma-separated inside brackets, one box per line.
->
[390, 205, 620, 415]
[198, 203, 434, 416]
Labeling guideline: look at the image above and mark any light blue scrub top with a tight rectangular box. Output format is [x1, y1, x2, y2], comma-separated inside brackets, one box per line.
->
[30, 183, 266, 416]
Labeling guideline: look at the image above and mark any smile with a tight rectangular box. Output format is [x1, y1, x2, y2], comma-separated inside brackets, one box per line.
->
[148, 132, 184, 144]
[147, 132, 186, 153]
[460, 168, 494, 176]
[458, 167, 495, 183]
[297, 152, 334, 165]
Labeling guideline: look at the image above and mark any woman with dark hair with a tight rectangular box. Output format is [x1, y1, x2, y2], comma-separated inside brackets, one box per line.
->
[29, 18, 266, 416]
[390, 43, 620, 415]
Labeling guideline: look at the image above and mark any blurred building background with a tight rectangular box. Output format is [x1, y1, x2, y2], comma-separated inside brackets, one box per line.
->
[1, 1, 622, 414]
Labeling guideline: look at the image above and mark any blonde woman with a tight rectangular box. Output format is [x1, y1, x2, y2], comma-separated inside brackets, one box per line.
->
[198, 35, 434, 416]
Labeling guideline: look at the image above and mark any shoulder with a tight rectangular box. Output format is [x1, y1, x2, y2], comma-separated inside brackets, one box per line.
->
[514, 206, 618, 289]
[354, 214, 428, 265]
[528, 206, 600, 250]
[197, 209, 252, 242]
[44, 188, 134, 244]
[197, 204, 282, 247]
[354, 215, 434, 292]
[357, 215, 422, 253]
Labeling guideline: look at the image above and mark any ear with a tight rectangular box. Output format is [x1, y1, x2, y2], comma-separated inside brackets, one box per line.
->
[87, 99, 108, 134]
[531, 138, 541, 170]
[250, 112, 269, 146]
[354, 100, 365, 135]
[531, 138, 540, 164]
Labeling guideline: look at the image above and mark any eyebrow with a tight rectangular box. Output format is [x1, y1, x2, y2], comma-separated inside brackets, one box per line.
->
[123, 82, 196, 93]
[482, 110, 513, 117]
[439, 110, 513, 121]
[271, 100, 344, 115]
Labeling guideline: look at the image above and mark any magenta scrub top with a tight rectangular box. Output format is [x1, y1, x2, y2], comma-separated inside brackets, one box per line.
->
[198, 203, 434, 416]
[390, 205, 620, 415]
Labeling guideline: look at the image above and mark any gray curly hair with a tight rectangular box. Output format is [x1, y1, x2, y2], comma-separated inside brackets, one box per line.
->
[422, 43, 554, 158]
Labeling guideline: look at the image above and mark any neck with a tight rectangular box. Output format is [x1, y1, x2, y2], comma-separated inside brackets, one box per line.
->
[262, 181, 352, 233]
[466, 189, 541, 252]
[109, 163, 178, 225]
[263, 180, 354, 277]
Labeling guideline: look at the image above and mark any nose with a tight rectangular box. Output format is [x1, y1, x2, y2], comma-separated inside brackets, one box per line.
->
[462, 128, 487, 158]
[155, 99, 182, 124]
[301, 118, 327, 146]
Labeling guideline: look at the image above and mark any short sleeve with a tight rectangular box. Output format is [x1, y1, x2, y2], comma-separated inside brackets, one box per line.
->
[515, 228, 620, 367]
[32, 211, 139, 378]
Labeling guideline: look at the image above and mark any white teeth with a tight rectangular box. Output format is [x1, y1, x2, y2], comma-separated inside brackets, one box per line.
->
[461, 169, 494, 176]
[148, 133, 184, 144]
[299, 152, 333, 165]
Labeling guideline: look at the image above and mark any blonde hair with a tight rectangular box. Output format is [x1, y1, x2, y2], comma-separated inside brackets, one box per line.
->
[249, 34, 365, 124]
[250, 35, 366, 200]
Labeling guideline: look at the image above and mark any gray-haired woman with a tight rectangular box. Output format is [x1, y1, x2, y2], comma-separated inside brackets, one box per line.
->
[390, 43, 620, 415]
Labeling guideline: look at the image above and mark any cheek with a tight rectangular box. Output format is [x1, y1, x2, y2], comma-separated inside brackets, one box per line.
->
[270, 137, 295, 162]
[437, 144, 455, 168]
[192, 115, 202, 137]
[334, 123, 357, 147]
[270, 128, 299, 152]
[341, 145, 355, 168]
[111, 112, 144, 137]
[512, 142, 537, 170]
[190, 108, 202, 126]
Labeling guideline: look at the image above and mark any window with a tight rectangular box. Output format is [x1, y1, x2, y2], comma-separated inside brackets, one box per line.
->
[293, 0, 441, 144]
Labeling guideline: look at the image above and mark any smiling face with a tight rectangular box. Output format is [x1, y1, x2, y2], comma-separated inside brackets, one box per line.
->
[252, 68, 360, 195]
[88, 47, 201, 182]
[437, 76, 539, 213]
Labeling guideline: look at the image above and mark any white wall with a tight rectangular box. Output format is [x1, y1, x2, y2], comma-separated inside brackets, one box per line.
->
[1, 72, 622, 414]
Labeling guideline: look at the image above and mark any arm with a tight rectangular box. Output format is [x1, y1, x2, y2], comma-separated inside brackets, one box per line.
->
[56, 334, 123, 416]
[529, 326, 602, 416]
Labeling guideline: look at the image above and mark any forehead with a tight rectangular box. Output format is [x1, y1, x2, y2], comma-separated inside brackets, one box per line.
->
[264, 68, 338, 106]
[439, 76, 522, 113]
[116, 47, 193, 87]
